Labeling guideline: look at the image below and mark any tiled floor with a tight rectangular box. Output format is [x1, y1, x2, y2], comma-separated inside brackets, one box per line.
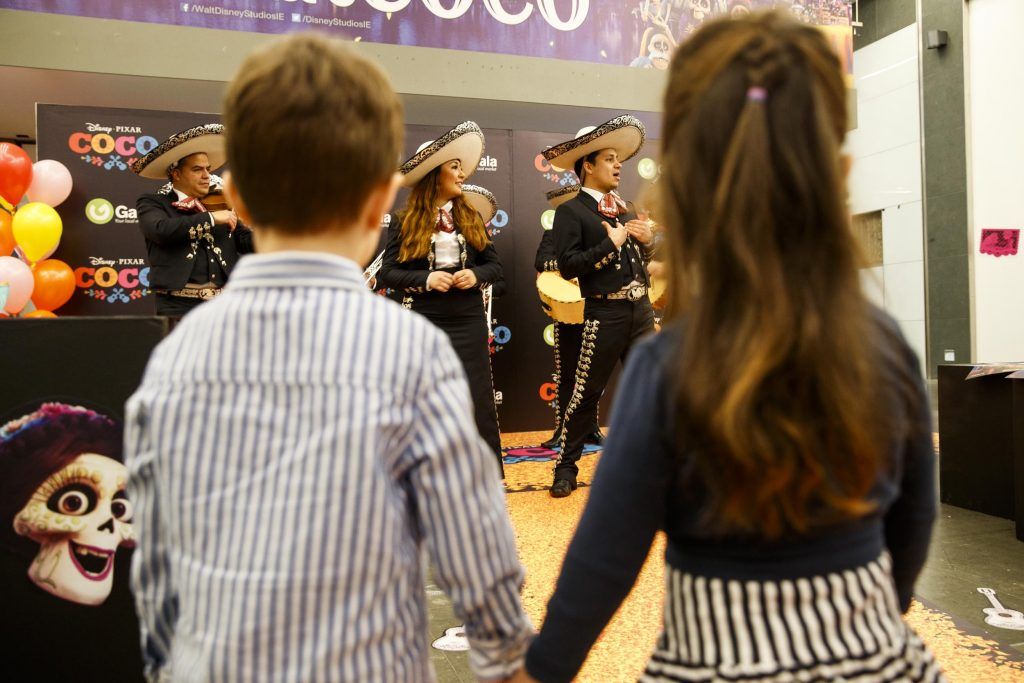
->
[424, 431, 1024, 681]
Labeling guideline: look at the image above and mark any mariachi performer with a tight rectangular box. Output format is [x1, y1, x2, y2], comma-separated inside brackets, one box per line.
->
[132, 124, 253, 317]
[378, 122, 505, 473]
[545, 115, 656, 498]
[535, 183, 604, 450]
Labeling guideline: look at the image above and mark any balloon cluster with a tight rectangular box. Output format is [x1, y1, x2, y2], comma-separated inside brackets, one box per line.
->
[0, 143, 76, 318]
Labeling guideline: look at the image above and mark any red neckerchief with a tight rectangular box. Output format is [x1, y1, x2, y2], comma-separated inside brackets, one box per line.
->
[171, 196, 208, 214]
[436, 207, 455, 233]
[597, 192, 628, 218]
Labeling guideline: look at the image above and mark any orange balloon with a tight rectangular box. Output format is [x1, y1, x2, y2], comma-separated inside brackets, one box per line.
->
[0, 210, 13, 256]
[24, 309, 57, 318]
[30, 258, 76, 312]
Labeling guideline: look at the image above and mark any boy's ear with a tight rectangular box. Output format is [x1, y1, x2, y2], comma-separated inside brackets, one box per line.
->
[222, 172, 253, 224]
[359, 172, 402, 233]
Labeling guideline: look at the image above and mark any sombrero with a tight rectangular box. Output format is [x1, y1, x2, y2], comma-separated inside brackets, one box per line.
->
[546, 184, 581, 208]
[542, 115, 646, 172]
[461, 184, 497, 225]
[400, 121, 484, 188]
[131, 123, 226, 179]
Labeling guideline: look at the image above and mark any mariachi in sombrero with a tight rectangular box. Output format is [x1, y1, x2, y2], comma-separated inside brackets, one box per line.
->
[399, 120, 485, 187]
[131, 123, 227, 180]
[131, 122, 253, 315]
[131, 123, 232, 210]
[542, 115, 646, 174]
[378, 120, 505, 473]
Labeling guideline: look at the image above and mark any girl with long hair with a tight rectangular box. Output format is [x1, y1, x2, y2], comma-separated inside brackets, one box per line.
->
[378, 122, 505, 472]
[514, 11, 942, 682]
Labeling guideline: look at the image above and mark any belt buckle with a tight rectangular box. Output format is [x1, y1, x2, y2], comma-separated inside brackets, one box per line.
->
[627, 285, 645, 302]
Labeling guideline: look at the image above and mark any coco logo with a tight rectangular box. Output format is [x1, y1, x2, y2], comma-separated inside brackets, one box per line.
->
[534, 153, 576, 186]
[68, 123, 159, 172]
[74, 257, 151, 304]
[487, 209, 510, 237]
[85, 198, 137, 225]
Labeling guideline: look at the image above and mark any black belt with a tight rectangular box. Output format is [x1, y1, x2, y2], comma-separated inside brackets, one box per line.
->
[589, 283, 648, 302]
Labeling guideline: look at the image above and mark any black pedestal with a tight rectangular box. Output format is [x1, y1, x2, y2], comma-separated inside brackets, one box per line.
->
[937, 364, 1024, 541]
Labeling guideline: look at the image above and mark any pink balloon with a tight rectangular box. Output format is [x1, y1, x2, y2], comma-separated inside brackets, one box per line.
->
[26, 160, 73, 207]
[0, 255, 34, 314]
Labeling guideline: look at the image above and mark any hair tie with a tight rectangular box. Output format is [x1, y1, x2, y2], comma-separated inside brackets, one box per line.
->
[747, 86, 768, 102]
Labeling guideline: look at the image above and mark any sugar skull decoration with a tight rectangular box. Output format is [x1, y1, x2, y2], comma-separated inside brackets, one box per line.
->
[0, 403, 133, 606]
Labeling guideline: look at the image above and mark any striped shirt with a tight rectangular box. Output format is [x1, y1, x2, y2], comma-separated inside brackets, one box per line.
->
[124, 251, 532, 682]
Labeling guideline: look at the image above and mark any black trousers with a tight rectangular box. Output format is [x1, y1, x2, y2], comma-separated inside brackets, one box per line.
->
[556, 297, 655, 483]
[154, 292, 204, 317]
[551, 322, 599, 435]
[423, 310, 504, 475]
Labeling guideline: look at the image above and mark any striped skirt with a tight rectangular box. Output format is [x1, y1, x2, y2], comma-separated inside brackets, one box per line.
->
[643, 553, 945, 682]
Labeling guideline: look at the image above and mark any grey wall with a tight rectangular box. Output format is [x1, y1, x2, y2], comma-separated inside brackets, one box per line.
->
[853, 0, 916, 49]
[920, 0, 970, 373]
[854, 0, 971, 375]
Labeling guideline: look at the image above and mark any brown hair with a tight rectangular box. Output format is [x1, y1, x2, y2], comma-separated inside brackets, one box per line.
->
[659, 12, 918, 538]
[396, 165, 490, 262]
[223, 33, 403, 234]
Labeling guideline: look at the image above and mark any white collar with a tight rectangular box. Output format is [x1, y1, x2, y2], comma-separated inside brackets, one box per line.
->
[581, 187, 605, 203]
[173, 187, 190, 202]
[440, 200, 454, 213]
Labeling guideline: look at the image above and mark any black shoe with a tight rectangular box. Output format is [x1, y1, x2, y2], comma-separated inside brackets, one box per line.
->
[550, 479, 575, 498]
[585, 430, 605, 446]
[541, 430, 563, 449]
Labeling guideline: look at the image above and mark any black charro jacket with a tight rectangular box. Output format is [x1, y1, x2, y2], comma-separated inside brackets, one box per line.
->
[552, 191, 652, 298]
[377, 212, 503, 317]
[136, 192, 253, 291]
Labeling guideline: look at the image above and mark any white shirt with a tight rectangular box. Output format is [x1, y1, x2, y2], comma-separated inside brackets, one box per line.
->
[125, 252, 532, 682]
[433, 200, 461, 269]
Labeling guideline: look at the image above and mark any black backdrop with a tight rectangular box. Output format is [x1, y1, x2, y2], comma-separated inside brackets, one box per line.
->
[38, 106, 658, 432]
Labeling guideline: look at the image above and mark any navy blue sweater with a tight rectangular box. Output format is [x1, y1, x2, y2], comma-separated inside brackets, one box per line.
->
[524, 312, 936, 682]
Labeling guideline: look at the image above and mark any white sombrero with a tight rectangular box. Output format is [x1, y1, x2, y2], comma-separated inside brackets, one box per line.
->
[400, 121, 485, 188]
[131, 123, 226, 179]
[461, 184, 498, 225]
[545, 184, 581, 208]
[542, 115, 646, 172]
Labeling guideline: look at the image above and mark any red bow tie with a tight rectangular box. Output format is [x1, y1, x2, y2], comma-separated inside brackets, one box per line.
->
[436, 207, 455, 233]
[172, 197, 208, 214]
[597, 192, 628, 219]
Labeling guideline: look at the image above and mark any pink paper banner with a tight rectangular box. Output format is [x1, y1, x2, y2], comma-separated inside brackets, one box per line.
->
[979, 228, 1020, 257]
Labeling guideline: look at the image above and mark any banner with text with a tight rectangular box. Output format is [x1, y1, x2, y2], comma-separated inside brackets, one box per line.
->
[9, 1, 851, 69]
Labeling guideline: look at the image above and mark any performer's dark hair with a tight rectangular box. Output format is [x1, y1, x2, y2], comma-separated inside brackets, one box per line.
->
[658, 11, 922, 538]
[396, 164, 490, 262]
[222, 34, 403, 234]
[573, 150, 601, 182]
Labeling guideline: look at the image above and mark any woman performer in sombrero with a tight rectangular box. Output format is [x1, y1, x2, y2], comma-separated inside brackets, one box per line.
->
[378, 122, 505, 473]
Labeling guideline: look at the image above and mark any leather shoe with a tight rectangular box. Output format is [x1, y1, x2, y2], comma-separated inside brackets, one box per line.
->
[541, 429, 563, 449]
[550, 479, 575, 498]
[585, 430, 605, 446]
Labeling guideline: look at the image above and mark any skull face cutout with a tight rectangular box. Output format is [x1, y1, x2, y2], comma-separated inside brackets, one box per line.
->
[14, 453, 134, 605]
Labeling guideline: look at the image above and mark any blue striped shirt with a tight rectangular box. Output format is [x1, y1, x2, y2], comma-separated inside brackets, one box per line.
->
[124, 251, 532, 682]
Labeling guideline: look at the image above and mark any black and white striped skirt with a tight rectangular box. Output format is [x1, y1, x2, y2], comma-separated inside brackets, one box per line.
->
[643, 553, 945, 682]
